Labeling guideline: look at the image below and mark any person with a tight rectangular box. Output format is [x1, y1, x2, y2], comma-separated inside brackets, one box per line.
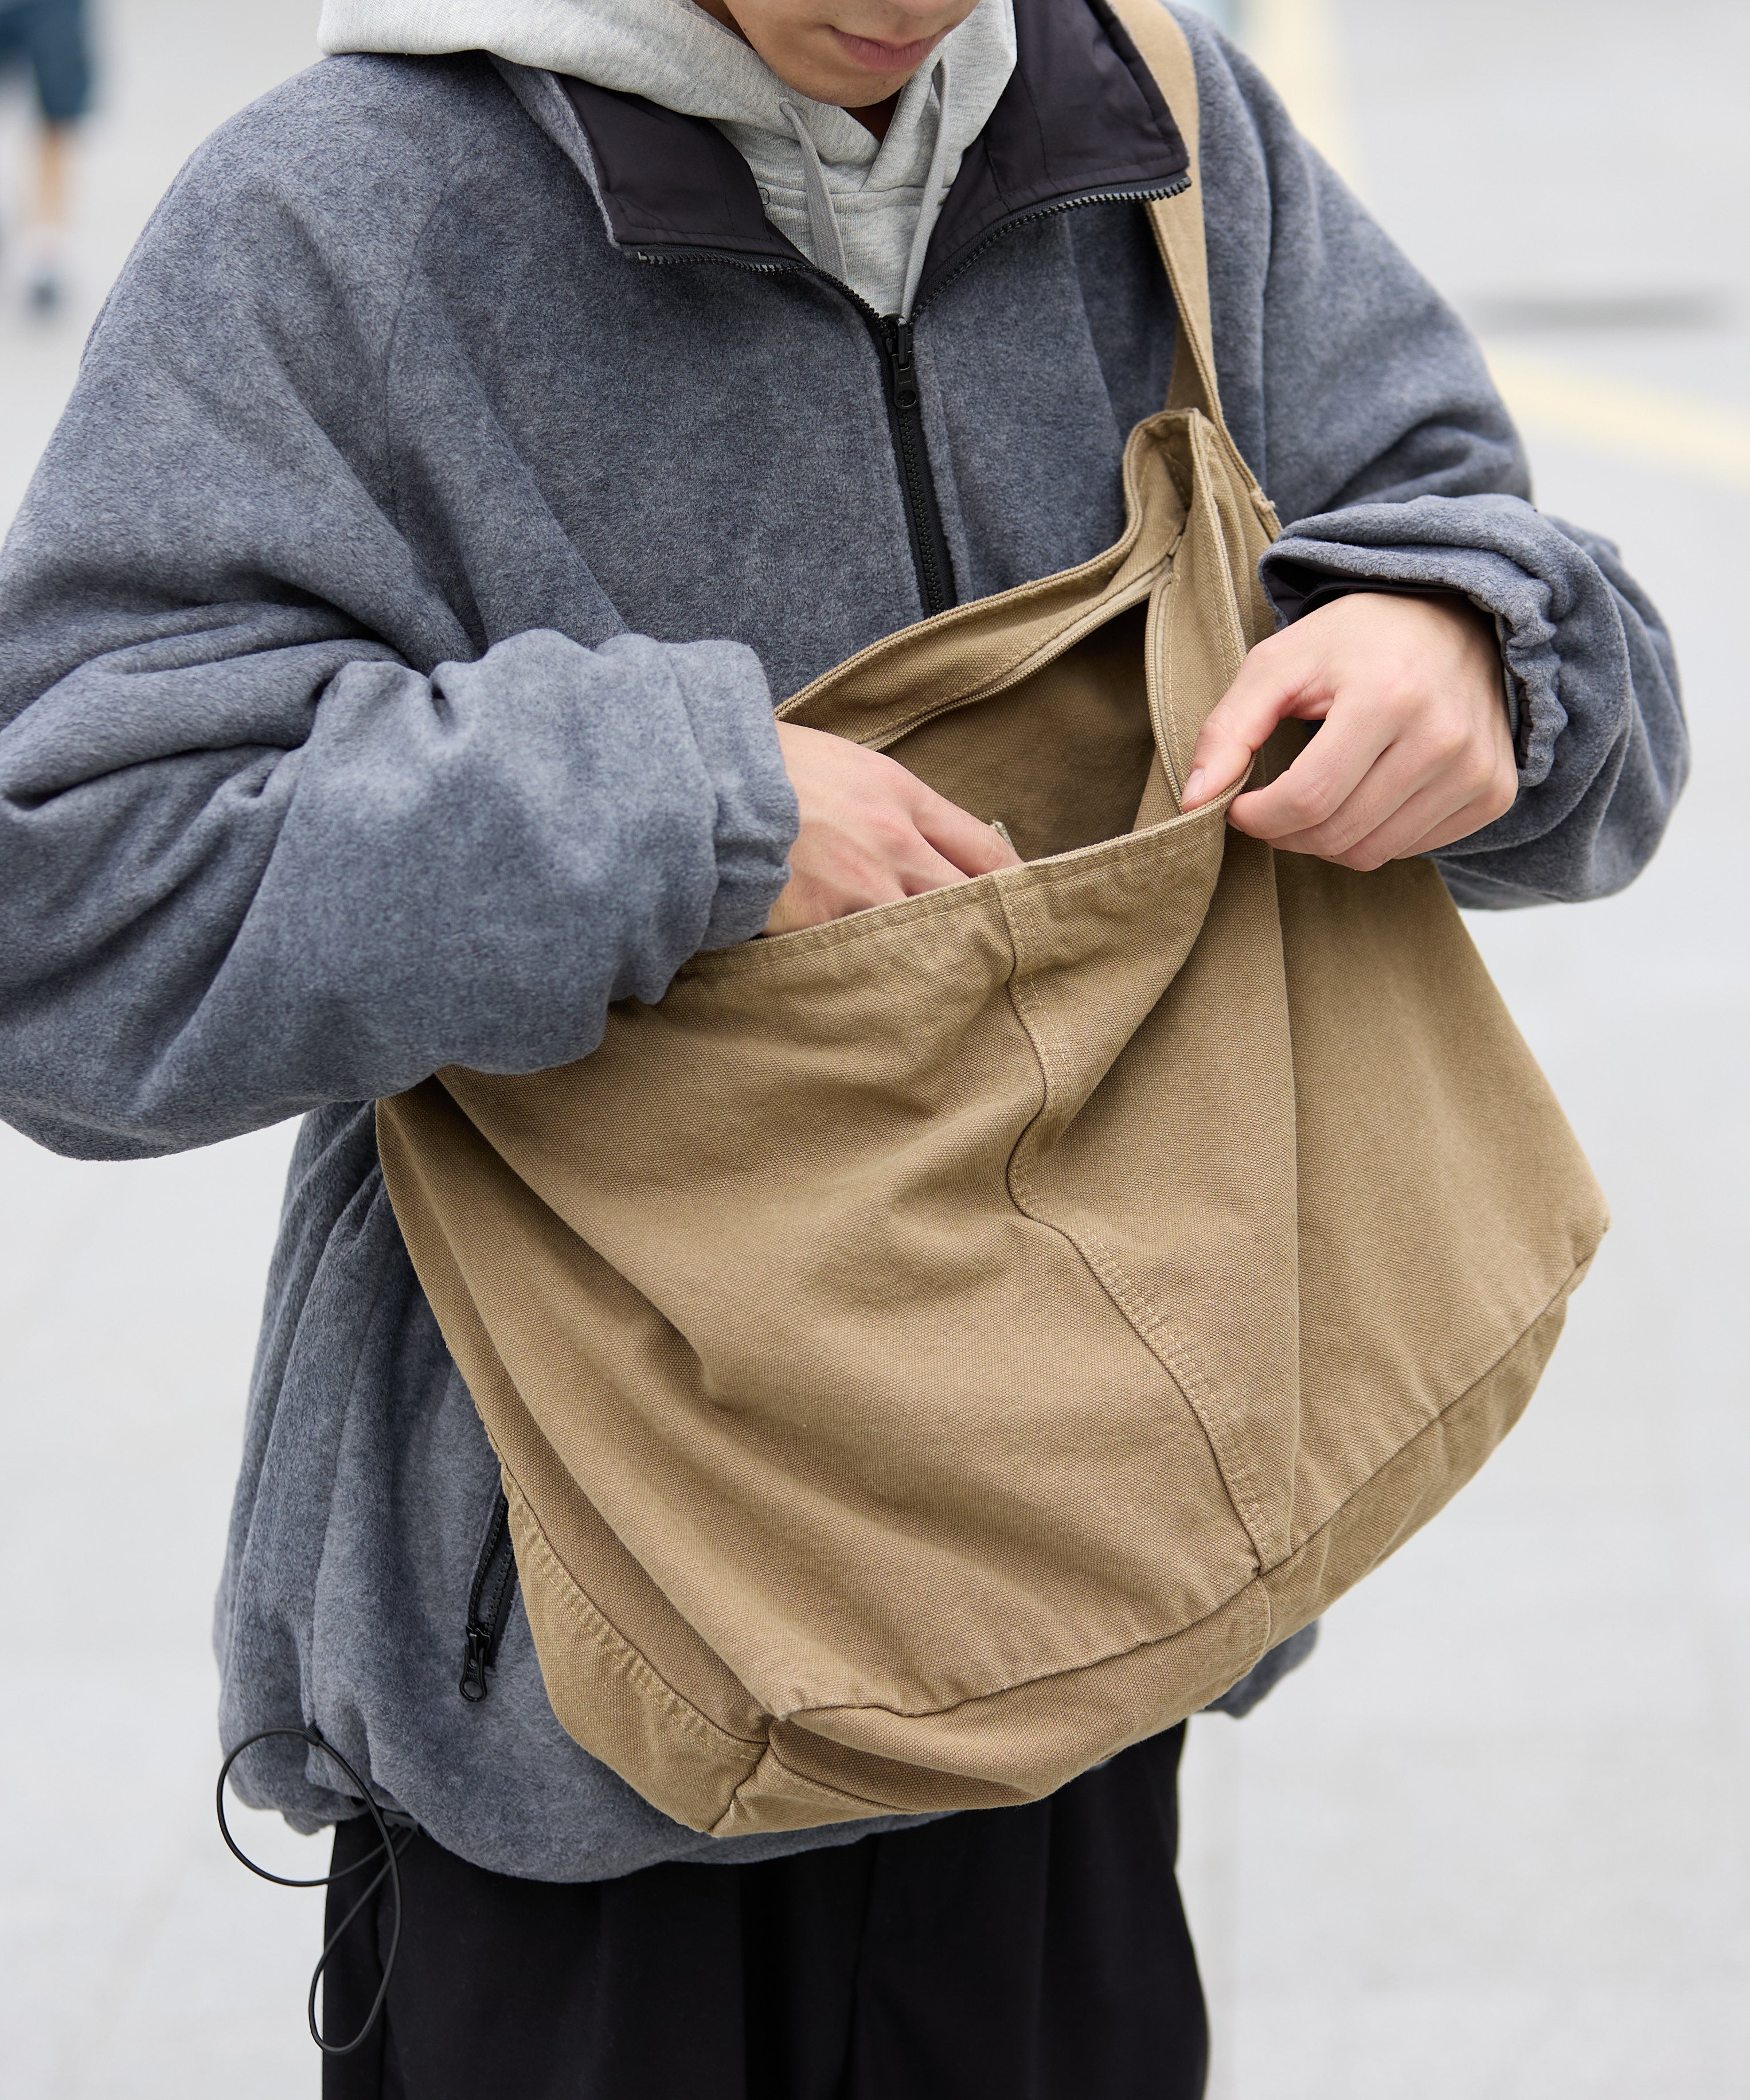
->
[0, 0, 1685, 2093]
[0, 0, 91, 311]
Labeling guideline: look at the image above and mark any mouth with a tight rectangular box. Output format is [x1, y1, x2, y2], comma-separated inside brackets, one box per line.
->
[826, 25, 946, 72]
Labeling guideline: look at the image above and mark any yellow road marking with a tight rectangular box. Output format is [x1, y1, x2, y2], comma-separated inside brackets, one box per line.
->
[1241, 3, 1750, 490]
[1241, 0, 1361, 188]
[1483, 350, 1750, 490]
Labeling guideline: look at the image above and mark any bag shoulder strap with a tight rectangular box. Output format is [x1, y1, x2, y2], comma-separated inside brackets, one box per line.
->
[1103, 0, 1280, 531]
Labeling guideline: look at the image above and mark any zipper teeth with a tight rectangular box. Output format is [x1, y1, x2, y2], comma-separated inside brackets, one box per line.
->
[905, 447, 944, 607]
[460, 1492, 519, 1701]
[465, 1492, 510, 1631]
[878, 316, 952, 616]
[915, 174, 1192, 311]
[631, 252, 796, 276]
[631, 237, 949, 617]
[892, 400, 944, 611]
[626, 172, 1192, 322]
[478, 1536, 518, 1652]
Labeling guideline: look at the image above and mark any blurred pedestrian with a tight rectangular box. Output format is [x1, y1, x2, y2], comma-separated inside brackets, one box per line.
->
[0, 0, 92, 312]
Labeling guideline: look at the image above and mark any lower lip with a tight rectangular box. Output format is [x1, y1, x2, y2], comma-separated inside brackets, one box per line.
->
[827, 26, 942, 72]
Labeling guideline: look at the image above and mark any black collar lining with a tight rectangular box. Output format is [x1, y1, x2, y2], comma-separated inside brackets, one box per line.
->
[556, 0, 1189, 310]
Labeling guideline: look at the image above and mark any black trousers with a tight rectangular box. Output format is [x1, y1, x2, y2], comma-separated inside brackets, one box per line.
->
[322, 1725, 1206, 2100]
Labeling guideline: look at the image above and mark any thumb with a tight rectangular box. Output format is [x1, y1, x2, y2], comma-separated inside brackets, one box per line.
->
[1178, 634, 1315, 810]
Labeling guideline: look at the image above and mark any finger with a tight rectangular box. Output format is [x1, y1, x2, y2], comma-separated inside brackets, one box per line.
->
[1234, 711, 1473, 856]
[1399, 783, 1517, 857]
[1240, 676, 1517, 857]
[911, 787, 1025, 875]
[1278, 771, 1513, 872]
[1181, 630, 1335, 810]
[1343, 780, 1517, 868]
[1225, 697, 1403, 844]
[897, 837, 981, 897]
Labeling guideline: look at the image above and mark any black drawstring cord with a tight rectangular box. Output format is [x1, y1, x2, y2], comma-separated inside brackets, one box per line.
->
[216, 1724, 411, 2056]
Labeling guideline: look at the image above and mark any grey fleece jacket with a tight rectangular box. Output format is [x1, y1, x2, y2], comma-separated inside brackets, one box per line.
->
[0, 6, 1685, 1880]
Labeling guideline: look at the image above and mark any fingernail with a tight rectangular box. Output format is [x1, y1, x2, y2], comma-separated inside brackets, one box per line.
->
[1183, 768, 1205, 803]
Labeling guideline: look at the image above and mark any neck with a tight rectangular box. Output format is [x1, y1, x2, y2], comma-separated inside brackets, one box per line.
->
[854, 91, 901, 139]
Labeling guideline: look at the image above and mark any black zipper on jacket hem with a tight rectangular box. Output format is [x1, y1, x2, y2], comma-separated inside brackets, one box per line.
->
[627, 173, 1190, 625]
[459, 1488, 519, 1703]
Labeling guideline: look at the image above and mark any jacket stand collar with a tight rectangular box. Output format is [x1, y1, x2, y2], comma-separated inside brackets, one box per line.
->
[548, 0, 1190, 313]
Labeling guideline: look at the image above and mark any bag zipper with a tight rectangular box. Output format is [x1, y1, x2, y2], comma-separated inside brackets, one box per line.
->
[628, 175, 1189, 625]
[459, 1488, 519, 1703]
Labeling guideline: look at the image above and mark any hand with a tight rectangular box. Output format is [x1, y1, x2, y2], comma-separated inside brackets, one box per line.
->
[764, 721, 1022, 934]
[1179, 592, 1517, 868]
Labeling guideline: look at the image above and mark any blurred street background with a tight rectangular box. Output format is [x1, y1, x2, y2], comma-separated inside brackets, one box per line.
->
[1, 2, 1745, 2094]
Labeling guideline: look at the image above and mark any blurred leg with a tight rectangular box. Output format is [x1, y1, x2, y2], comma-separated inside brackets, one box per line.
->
[23, 124, 76, 311]
[33, 120, 73, 227]
[19, 0, 91, 309]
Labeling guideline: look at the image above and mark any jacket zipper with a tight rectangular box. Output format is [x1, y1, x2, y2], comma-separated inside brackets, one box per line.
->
[459, 1488, 519, 1703]
[913, 176, 1190, 313]
[873, 313, 954, 616]
[880, 176, 1193, 615]
[632, 176, 1190, 639]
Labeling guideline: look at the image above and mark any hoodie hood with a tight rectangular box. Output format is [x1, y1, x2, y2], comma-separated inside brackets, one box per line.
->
[318, 0, 1018, 315]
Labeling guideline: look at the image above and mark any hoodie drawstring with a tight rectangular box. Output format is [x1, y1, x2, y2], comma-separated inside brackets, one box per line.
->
[779, 101, 850, 285]
[898, 53, 951, 321]
[782, 51, 951, 320]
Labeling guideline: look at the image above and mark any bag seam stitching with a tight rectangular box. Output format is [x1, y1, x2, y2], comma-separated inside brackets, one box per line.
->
[995, 876, 1276, 1559]
[1277, 1246, 1595, 1562]
[793, 1579, 1270, 1726]
[714, 1740, 904, 1828]
[513, 1498, 768, 1758]
[682, 798, 1229, 979]
[790, 1281, 1580, 1729]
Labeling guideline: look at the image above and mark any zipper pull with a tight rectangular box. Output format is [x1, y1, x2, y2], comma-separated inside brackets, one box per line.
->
[883, 314, 920, 411]
[459, 1625, 492, 1703]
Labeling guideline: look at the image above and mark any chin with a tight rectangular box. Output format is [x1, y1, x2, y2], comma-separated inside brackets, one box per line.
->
[805, 68, 907, 108]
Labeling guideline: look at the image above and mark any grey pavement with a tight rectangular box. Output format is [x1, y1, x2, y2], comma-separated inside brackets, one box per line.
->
[1, 3, 1745, 2094]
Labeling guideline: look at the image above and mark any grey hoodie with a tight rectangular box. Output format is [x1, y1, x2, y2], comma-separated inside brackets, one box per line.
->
[318, 0, 1019, 315]
[0, 3, 1684, 1880]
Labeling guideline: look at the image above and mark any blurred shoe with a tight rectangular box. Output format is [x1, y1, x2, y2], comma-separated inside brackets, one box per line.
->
[21, 230, 72, 318]
[26, 264, 67, 316]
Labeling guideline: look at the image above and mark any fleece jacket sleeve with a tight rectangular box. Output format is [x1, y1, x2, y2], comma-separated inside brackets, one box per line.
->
[1178, 7, 1689, 906]
[0, 120, 798, 1163]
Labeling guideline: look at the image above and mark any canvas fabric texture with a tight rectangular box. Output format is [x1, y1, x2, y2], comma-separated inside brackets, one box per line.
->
[375, 1, 1609, 1839]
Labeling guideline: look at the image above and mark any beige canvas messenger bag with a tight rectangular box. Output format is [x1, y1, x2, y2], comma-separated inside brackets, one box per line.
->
[376, 0, 1608, 1839]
